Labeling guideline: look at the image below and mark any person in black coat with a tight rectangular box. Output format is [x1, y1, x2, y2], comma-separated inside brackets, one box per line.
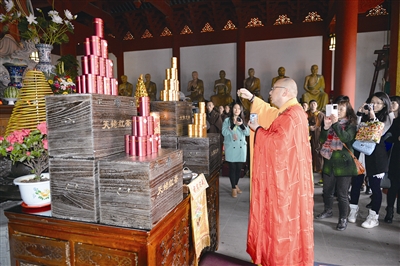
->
[349, 92, 394, 229]
[206, 101, 222, 133]
[384, 95, 400, 223]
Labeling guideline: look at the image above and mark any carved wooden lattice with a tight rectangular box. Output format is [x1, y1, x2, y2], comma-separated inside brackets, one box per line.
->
[303, 11, 323, 22]
[161, 27, 173, 36]
[201, 23, 214, 33]
[367, 5, 389, 17]
[245, 18, 264, 28]
[123, 31, 134, 40]
[273, 14, 293, 25]
[141, 29, 153, 38]
[180, 25, 193, 35]
[222, 20, 237, 30]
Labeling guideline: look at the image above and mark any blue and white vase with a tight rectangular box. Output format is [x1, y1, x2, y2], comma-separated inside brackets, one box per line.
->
[35, 43, 56, 78]
[3, 63, 27, 89]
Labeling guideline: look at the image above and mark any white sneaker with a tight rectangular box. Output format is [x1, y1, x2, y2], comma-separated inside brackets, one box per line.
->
[348, 204, 359, 223]
[361, 209, 379, 229]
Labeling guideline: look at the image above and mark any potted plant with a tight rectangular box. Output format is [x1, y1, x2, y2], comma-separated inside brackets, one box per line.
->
[0, 121, 50, 207]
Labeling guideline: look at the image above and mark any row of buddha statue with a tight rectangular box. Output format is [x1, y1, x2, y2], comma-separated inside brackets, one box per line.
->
[118, 64, 328, 112]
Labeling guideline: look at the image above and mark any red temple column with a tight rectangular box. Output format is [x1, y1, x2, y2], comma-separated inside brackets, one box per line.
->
[333, 0, 358, 106]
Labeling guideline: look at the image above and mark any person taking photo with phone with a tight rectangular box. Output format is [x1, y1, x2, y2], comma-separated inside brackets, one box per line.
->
[221, 103, 250, 198]
[316, 96, 357, 231]
[348, 91, 394, 229]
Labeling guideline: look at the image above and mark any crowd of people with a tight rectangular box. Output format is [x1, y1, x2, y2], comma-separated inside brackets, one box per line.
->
[230, 79, 398, 265]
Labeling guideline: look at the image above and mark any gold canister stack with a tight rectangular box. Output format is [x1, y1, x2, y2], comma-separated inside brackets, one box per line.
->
[188, 101, 207, 137]
[160, 57, 180, 101]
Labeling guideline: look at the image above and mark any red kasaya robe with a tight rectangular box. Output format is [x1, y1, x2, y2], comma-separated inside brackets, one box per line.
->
[247, 98, 314, 266]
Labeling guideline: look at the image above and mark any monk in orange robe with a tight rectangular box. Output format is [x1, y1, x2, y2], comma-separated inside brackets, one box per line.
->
[238, 78, 314, 266]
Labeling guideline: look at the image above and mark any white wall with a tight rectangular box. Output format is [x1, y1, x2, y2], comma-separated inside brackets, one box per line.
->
[180, 43, 237, 102]
[116, 31, 388, 110]
[123, 48, 173, 98]
[355, 31, 388, 109]
[246, 36, 323, 101]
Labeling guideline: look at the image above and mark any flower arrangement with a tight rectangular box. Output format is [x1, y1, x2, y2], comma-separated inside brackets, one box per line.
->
[48, 75, 76, 94]
[0, 122, 48, 181]
[0, 0, 77, 45]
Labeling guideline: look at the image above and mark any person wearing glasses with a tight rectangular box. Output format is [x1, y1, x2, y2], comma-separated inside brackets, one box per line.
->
[237, 78, 313, 266]
[348, 92, 394, 229]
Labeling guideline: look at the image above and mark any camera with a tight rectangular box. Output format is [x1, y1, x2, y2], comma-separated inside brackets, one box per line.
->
[236, 117, 242, 122]
[364, 103, 374, 111]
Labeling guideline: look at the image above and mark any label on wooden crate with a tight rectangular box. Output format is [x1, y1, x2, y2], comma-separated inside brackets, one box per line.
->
[150, 101, 192, 136]
[46, 94, 137, 159]
[99, 149, 183, 230]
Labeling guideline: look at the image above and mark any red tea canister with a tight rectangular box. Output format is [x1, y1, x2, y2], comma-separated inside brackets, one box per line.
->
[125, 135, 130, 154]
[88, 55, 99, 75]
[147, 115, 154, 135]
[146, 135, 152, 155]
[155, 134, 161, 149]
[76, 76, 81, 93]
[85, 74, 96, 93]
[136, 136, 147, 157]
[99, 57, 105, 77]
[80, 75, 87, 93]
[103, 77, 111, 95]
[129, 136, 136, 156]
[131, 116, 138, 136]
[150, 112, 160, 135]
[84, 37, 91, 55]
[105, 59, 113, 78]
[100, 39, 108, 58]
[110, 78, 118, 95]
[96, 76, 104, 94]
[138, 97, 150, 116]
[81, 56, 89, 75]
[136, 116, 148, 137]
[90, 35, 101, 57]
[93, 18, 104, 38]
[150, 135, 158, 154]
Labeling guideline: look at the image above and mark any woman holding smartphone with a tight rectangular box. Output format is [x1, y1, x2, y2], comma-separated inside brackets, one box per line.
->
[316, 95, 358, 231]
[222, 103, 250, 197]
[348, 91, 394, 229]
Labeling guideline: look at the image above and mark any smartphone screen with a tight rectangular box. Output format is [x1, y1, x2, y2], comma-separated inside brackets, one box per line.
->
[250, 113, 258, 123]
[326, 104, 338, 116]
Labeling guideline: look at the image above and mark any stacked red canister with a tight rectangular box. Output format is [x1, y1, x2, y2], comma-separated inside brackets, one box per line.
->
[76, 18, 118, 95]
[125, 97, 161, 157]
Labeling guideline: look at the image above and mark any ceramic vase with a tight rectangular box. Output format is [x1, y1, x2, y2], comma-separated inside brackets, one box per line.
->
[35, 43, 55, 78]
[3, 63, 27, 89]
[13, 173, 51, 207]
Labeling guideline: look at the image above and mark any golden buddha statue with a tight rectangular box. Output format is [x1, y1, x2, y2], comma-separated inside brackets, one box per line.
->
[186, 71, 205, 102]
[302, 65, 328, 111]
[118, 75, 134, 96]
[271, 66, 289, 87]
[144, 73, 157, 101]
[242, 68, 262, 112]
[210, 70, 233, 107]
